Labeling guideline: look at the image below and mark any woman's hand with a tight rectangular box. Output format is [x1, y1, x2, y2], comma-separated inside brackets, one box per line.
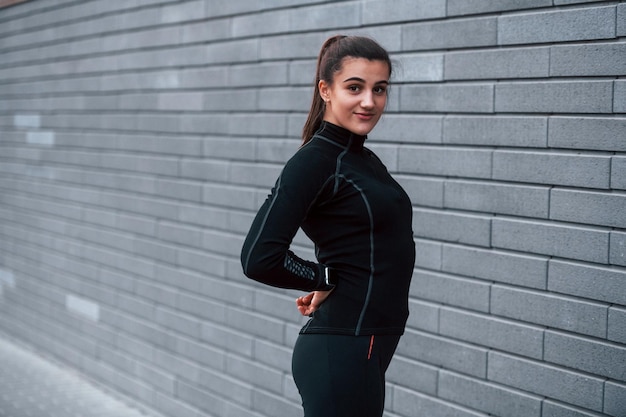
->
[296, 290, 333, 316]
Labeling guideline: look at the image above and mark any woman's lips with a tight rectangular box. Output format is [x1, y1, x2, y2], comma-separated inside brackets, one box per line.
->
[355, 113, 375, 120]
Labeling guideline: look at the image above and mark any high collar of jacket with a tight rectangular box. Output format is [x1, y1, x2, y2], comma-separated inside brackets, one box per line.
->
[314, 121, 366, 151]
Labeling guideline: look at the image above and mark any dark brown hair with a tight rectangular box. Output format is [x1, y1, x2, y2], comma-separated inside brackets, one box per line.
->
[301, 35, 392, 144]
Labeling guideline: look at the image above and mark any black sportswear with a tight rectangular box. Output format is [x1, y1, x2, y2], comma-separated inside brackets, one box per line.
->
[292, 333, 400, 417]
[241, 121, 415, 336]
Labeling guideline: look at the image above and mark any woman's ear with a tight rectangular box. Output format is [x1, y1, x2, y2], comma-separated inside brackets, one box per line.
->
[318, 80, 330, 102]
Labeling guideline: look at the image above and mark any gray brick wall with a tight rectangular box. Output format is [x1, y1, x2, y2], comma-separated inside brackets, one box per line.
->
[0, 1, 624, 417]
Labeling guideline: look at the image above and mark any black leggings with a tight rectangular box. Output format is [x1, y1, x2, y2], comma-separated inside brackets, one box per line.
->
[291, 333, 401, 417]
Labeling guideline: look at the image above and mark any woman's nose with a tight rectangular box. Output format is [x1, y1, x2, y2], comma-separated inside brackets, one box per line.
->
[361, 92, 374, 108]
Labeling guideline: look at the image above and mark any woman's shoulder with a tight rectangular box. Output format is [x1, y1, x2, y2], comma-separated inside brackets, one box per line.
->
[290, 137, 340, 164]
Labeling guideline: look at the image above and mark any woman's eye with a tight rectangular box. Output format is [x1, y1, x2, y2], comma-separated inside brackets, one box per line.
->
[348, 85, 361, 92]
[374, 86, 387, 95]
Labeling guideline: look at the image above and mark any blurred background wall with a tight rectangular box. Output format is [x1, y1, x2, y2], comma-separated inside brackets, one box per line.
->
[1, 1, 625, 416]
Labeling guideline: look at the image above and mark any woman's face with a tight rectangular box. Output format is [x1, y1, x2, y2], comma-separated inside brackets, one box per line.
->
[319, 57, 390, 136]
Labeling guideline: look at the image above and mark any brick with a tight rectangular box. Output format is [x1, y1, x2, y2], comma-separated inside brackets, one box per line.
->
[157, 178, 203, 203]
[403, 17, 497, 50]
[498, 6, 616, 45]
[227, 354, 283, 396]
[199, 368, 254, 407]
[363, 0, 445, 24]
[495, 81, 614, 113]
[157, 92, 203, 111]
[161, 0, 204, 23]
[201, 322, 253, 357]
[439, 371, 542, 417]
[393, 387, 486, 417]
[228, 113, 288, 136]
[605, 380, 626, 417]
[550, 189, 626, 228]
[178, 204, 229, 230]
[445, 47, 550, 80]
[177, 246, 226, 277]
[179, 67, 227, 89]
[394, 52, 444, 82]
[399, 146, 492, 178]
[179, 159, 229, 182]
[65, 294, 100, 322]
[232, 9, 290, 37]
[229, 62, 288, 87]
[615, 80, 626, 113]
[440, 308, 544, 359]
[177, 292, 226, 324]
[492, 285, 607, 338]
[488, 352, 605, 411]
[400, 83, 494, 113]
[252, 138, 298, 164]
[252, 389, 302, 417]
[154, 393, 201, 417]
[545, 331, 626, 381]
[543, 401, 607, 417]
[254, 339, 293, 373]
[551, 42, 626, 76]
[549, 260, 626, 305]
[555, 0, 611, 3]
[444, 180, 549, 218]
[26, 131, 54, 146]
[203, 89, 258, 112]
[260, 33, 326, 60]
[414, 238, 443, 271]
[395, 176, 443, 208]
[397, 329, 488, 378]
[364, 143, 398, 171]
[387, 355, 438, 395]
[492, 150, 611, 189]
[609, 307, 626, 344]
[292, 3, 361, 32]
[373, 115, 443, 144]
[619, 3, 626, 36]
[100, 153, 178, 176]
[13, 114, 40, 128]
[406, 298, 440, 333]
[177, 114, 229, 135]
[414, 208, 491, 247]
[258, 86, 310, 112]
[225, 306, 285, 344]
[176, 380, 226, 415]
[411, 270, 491, 313]
[116, 292, 156, 321]
[612, 157, 626, 190]
[448, 0, 551, 15]
[610, 231, 626, 266]
[205, 39, 259, 64]
[229, 162, 282, 188]
[181, 18, 229, 44]
[492, 218, 609, 263]
[549, 117, 626, 151]
[442, 245, 548, 289]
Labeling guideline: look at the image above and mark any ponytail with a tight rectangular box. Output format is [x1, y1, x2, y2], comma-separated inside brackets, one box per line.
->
[301, 35, 345, 144]
[301, 35, 392, 144]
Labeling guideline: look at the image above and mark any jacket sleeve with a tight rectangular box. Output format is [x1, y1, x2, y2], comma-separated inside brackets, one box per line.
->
[240, 147, 334, 291]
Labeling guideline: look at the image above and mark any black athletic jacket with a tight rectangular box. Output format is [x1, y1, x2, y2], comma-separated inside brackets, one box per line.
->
[241, 121, 415, 336]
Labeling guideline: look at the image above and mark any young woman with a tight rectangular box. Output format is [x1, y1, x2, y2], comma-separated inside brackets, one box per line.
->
[241, 35, 415, 417]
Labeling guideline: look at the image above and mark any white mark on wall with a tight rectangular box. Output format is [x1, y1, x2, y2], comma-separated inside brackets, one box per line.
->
[0, 268, 15, 298]
[13, 114, 41, 128]
[65, 294, 100, 322]
[14, 114, 55, 146]
[26, 131, 55, 146]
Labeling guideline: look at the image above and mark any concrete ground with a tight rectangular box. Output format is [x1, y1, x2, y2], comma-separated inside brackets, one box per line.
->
[0, 333, 159, 417]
